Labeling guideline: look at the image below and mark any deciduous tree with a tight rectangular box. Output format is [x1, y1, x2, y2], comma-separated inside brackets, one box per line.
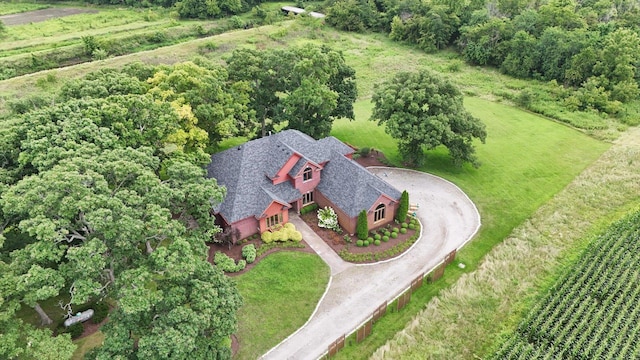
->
[371, 70, 487, 167]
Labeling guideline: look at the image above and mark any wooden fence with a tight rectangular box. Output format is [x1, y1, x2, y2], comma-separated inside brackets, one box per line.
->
[323, 249, 458, 358]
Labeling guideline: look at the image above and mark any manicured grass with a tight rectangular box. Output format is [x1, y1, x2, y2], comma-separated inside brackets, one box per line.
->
[234, 251, 329, 359]
[72, 331, 104, 360]
[329, 97, 610, 359]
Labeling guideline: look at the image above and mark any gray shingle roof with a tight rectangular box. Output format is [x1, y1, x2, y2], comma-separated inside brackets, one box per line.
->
[206, 129, 399, 223]
[316, 151, 402, 217]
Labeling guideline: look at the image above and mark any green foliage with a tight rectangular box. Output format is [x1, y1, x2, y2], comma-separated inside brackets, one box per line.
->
[357, 210, 369, 240]
[374, 239, 381, 246]
[374, 234, 381, 240]
[356, 240, 364, 247]
[242, 244, 257, 264]
[391, 232, 398, 238]
[92, 302, 110, 324]
[400, 227, 407, 234]
[363, 240, 370, 246]
[82, 36, 100, 57]
[382, 235, 389, 242]
[214, 252, 247, 272]
[325, 0, 382, 32]
[392, 227, 399, 233]
[226, 44, 357, 139]
[371, 70, 487, 167]
[300, 203, 319, 215]
[262, 223, 303, 244]
[401, 222, 408, 228]
[66, 323, 85, 340]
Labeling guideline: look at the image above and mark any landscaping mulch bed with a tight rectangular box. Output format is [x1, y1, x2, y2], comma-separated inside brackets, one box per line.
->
[299, 211, 418, 263]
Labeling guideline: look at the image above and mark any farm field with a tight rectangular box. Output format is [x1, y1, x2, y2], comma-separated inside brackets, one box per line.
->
[491, 209, 640, 359]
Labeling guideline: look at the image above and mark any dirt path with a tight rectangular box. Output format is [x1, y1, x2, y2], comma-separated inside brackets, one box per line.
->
[0, 8, 98, 26]
[261, 168, 481, 360]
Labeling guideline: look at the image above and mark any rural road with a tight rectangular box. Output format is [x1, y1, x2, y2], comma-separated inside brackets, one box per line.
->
[261, 167, 481, 359]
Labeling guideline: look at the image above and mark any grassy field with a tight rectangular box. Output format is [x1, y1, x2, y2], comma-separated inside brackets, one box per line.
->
[368, 127, 640, 359]
[0, 2, 48, 15]
[234, 252, 329, 359]
[328, 96, 610, 359]
[72, 331, 104, 360]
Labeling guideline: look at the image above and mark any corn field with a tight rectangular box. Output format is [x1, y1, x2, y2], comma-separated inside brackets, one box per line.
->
[491, 210, 640, 360]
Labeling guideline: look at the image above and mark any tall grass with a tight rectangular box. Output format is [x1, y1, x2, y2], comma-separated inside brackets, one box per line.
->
[369, 127, 640, 359]
[0, 2, 48, 16]
[234, 252, 329, 359]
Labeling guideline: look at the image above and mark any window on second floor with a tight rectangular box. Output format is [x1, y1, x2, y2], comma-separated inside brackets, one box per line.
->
[303, 167, 313, 181]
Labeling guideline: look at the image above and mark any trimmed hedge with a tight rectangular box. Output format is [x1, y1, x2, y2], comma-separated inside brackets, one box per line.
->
[261, 223, 303, 243]
[300, 203, 318, 215]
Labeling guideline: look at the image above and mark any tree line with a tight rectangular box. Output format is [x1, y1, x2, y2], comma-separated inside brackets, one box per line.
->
[325, 0, 640, 117]
[0, 44, 355, 359]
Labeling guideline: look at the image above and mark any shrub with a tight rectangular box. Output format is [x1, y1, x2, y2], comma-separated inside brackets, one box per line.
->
[214, 252, 246, 272]
[408, 223, 416, 230]
[358, 147, 371, 157]
[318, 206, 340, 231]
[401, 222, 408, 228]
[363, 240, 370, 246]
[374, 234, 381, 240]
[343, 234, 352, 243]
[356, 240, 364, 247]
[356, 210, 369, 240]
[391, 232, 398, 238]
[367, 237, 374, 243]
[300, 203, 318, 215]
[374, 240, 381, 246]
[396, 190, 409, 222]
[92, 303, 109, 324]
[67, 323, 84, 339]
[392, 227, 399, 233]
[242, 244, 257, 263]
[382, 235, 389, 242]
[400, 228, 407, 234]
[261, 231, 273, 244]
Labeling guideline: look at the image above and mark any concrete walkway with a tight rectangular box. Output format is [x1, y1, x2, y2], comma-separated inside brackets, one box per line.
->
[261, 167, 481, 360]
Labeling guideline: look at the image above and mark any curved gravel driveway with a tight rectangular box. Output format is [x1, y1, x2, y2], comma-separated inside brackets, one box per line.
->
[261, 167, 481, 360]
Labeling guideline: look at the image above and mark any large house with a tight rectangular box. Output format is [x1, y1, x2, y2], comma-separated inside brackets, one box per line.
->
[206, 130, 402, 239]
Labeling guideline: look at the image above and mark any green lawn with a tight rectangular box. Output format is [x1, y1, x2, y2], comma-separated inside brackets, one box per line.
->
[234, 251, 329, 359]
[329, 97, 610, 359]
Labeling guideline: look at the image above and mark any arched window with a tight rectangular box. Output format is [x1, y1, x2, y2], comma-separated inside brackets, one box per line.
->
[374, 204, 385, 222]
[303, 167, 313, 181]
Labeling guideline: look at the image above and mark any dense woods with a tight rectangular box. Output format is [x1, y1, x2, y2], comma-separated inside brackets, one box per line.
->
[0, 44, 356, 359]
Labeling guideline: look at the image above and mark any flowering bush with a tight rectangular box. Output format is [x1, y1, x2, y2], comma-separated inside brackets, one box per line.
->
[317, 206, 340, 232]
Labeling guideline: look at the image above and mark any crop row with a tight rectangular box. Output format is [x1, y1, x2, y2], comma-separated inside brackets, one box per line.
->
[491, 210, 640, 360]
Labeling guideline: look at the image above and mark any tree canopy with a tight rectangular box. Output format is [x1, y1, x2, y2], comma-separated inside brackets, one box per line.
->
[0, 62, 242, 359]
[226, 44, 357, 139]
[371, 70, 487, 167]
